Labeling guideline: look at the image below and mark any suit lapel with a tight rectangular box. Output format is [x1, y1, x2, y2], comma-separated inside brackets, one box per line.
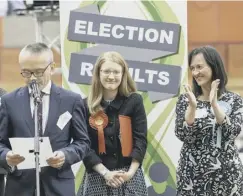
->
[19, 86, 35, 136]
[44, 83, 61, 136]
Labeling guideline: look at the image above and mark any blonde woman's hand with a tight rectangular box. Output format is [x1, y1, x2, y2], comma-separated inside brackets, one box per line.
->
[115, 171, 134, 182]
[104, 170, 125, 188]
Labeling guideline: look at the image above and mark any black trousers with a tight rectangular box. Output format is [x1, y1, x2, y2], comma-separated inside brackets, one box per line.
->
[0, 174, 5, 196]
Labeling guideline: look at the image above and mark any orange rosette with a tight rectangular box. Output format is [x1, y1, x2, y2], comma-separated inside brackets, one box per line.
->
[89, 111, 108, 154]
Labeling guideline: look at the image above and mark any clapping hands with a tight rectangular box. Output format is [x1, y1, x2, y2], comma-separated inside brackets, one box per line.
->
[209, 79, 220, 107]
[184, 84, 197, 108]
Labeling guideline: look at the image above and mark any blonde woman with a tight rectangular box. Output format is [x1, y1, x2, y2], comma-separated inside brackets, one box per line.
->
[79, 51, 148, 196]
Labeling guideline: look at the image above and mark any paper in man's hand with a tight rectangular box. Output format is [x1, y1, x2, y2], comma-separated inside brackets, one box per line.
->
[9, 137, 53, 170]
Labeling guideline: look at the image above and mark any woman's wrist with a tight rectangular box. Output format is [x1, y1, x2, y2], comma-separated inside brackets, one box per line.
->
[100, 168, 109, 177]
[127, 168, 137, 176]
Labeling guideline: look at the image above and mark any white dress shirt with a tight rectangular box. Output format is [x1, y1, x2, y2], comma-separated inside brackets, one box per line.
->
[29, 81, 51, 133]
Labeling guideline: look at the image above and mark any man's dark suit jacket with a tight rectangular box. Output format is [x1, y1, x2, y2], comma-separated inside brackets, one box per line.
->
[0, 88, 7, 196]
[0, 83, 90, 196]
[0, 161, 7, 196]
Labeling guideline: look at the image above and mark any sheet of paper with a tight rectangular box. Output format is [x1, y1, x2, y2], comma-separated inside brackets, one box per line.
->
[9, 137, 53, 170]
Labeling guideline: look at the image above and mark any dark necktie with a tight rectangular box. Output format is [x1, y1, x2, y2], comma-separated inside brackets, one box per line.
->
[36, 92, 45, 137]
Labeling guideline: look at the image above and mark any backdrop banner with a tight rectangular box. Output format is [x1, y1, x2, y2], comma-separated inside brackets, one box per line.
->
[60, 1, 188, 195]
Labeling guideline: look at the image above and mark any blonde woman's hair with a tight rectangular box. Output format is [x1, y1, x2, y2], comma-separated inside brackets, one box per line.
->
[87, 51, 137, 115]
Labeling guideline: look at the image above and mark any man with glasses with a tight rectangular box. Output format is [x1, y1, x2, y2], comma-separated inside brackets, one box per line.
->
[0, 42, 90, 196]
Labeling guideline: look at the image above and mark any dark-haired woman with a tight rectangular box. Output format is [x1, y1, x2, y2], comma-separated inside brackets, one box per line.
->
[175, 46, 243, 196]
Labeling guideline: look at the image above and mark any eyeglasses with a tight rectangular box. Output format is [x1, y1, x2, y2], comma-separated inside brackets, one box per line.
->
[100, 70, 122, 76]
[21, 62, 53, 78]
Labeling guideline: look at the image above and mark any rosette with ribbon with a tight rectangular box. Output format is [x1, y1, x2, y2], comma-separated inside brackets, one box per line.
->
[89, 110, 108, 154]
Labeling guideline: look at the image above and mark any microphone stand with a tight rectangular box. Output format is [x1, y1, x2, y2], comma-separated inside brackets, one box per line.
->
[33, 96, 42, 196]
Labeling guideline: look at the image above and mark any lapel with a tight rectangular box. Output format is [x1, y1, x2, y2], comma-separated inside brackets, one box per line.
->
[44, 83, 61, 136]
[19, 86, 34, 136]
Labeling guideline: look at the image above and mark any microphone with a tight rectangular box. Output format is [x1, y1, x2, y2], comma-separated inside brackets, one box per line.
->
[30, 80, 41, 102]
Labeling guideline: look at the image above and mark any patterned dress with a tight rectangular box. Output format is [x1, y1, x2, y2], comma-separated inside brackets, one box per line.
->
[175, 91, 243, 196]
[78, 166, 148, 196]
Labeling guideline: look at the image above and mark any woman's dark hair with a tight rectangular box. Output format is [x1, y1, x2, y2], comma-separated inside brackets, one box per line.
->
[188, 45, 228, 98]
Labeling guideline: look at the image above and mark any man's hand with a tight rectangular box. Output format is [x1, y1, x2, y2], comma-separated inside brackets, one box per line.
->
[46, 151, 65, 168]
[6, 151, 25, 166]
